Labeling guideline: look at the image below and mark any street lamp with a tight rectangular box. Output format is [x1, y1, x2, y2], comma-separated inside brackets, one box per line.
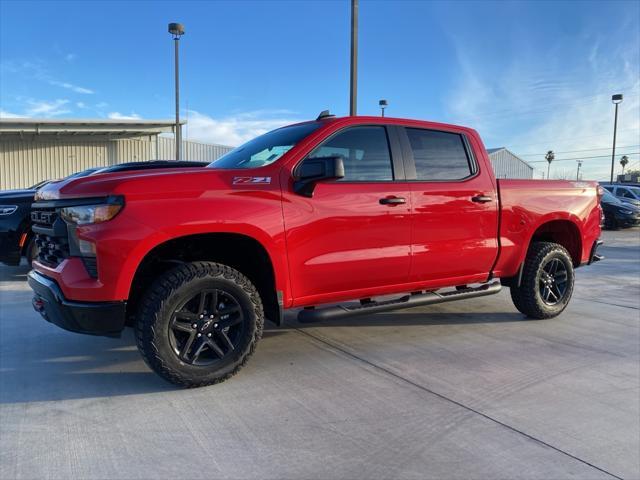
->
[349, 0, 358, 116]
[169, 22, 185, 160]
[379, 99, 388, 117]
[610, 93, 623, 183]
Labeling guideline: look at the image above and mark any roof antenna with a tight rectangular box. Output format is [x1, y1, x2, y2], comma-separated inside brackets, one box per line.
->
[316, 110, 335, 120]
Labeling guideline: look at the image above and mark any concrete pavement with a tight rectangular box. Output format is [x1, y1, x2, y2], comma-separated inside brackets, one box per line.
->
[1, 229, 638, 479]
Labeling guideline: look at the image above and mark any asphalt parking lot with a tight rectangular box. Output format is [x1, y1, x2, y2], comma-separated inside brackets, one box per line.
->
[1, 229, 638, 480]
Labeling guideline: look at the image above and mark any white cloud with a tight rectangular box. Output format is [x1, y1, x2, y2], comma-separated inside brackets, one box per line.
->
[447, 31, 640, 181]
[48, 79, 94, 94]
[184, 110, 302, 146]
[108, 111, 141, 120]
[24, 99, 71, 117]
[95, 102, 108, 109]
[65, 53, 77, 62]
[0, 109, 27, 118]
[76, 101, 87, 108]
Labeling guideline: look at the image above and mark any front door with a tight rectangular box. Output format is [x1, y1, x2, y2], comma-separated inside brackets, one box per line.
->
[282, 125, 411, 304]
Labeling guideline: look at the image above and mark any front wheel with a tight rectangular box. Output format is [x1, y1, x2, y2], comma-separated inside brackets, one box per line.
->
[135, 261, 264, 387]
[510, 242, 575, 319]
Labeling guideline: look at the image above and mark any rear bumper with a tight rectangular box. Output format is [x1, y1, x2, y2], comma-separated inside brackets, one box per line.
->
[28, 270, 126, 337]
[587, 239, 604, 265]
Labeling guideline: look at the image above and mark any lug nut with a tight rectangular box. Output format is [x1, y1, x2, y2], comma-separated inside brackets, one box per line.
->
[214, 323, 219, 328]
[199, 314, 204, 319]
[197, 333, 202, 337]
[207, 333, 212, 337]
[192, 323, 197, 328]
[209, 315, 214, 319]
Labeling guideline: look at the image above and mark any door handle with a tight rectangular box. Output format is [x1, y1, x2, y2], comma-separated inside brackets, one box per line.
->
[471, 195, 493, 203]
[379, 197, 406, 205]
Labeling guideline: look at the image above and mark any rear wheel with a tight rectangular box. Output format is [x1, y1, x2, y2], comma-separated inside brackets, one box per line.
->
[135, 261, 264, 387]
[510, 242, 575, 319]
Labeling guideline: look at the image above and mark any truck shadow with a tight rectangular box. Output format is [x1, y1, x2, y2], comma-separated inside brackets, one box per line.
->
[0, 307, 533, 404]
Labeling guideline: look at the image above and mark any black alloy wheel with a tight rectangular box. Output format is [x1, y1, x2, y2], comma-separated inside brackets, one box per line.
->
[538, 257, 569, 306]
[169, 289, 245, 366]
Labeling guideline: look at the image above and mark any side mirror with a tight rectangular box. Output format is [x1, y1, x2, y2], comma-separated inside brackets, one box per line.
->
[293, 156, 345, 197]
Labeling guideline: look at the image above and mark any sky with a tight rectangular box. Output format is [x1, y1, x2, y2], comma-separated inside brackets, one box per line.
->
[0, 0, 639, 180]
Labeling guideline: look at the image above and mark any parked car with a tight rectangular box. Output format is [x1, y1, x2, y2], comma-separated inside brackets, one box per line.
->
[0, 161, 208, 266]
[601, 189, 640, 229]
[28, 113, 603, 387]
[600, 183, 640, 208]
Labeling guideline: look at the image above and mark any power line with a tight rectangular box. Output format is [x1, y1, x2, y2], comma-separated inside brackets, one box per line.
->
[507, 128, 639, 149]
[527, 152, 639, 163]
[518, 145, 640, 156]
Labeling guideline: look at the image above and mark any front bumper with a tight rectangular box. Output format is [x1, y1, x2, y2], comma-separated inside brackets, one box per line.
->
[28, 270, 126, 337]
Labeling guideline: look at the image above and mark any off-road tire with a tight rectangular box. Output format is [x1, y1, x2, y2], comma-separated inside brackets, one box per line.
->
[510, 242, 575, 319]
[25, 237, 38, 267]
[135, 261, 264, 387]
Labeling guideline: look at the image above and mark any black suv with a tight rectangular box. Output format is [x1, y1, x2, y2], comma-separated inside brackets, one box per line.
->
[0, 161, 208, 266]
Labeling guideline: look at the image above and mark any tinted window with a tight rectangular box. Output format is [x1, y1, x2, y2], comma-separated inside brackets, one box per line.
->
[619, 188, 634, 198]
[308, 126, 393, 181]
[406, 128, 473, 180]
[603, 185, 614, 192]
[210, 122, 322, 169]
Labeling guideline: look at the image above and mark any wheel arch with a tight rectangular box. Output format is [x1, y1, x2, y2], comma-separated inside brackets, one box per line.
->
[527, 219, 582, 267]
[125, 232, 284, 326]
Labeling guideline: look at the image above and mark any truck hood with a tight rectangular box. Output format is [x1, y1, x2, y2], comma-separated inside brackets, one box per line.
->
[34, 167, 238, 201]
[0, 188, 36, 202]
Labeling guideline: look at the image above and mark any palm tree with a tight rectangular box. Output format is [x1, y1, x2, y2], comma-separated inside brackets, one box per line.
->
[545, 150, 555, 179]
[620, 155, 629, 175]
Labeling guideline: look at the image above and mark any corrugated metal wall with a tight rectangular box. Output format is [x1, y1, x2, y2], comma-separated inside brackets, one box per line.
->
[488, 149, 533, 179]
[0, 136, 233, 189]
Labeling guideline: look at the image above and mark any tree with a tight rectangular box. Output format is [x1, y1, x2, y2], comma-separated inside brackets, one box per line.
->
[545, 150, 555, 179]
[620, 155, 629, 174]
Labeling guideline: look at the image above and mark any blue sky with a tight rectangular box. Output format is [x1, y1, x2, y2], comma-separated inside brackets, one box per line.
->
[1, 0, 638, 180]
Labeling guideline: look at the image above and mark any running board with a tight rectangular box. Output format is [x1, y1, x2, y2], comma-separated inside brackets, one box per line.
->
[297, 281, 502, 323]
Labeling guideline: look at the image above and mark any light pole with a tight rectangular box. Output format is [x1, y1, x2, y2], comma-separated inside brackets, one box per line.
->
[610, 93, 623, 183]
[379, 99, 387, 117]
[169, 22, 185, 160]
[576, 160, 583, 181]
[349, 0, 358, 116]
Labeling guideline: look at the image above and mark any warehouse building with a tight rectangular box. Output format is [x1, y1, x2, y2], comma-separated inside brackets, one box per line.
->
[487, 147, 533, 179]
[0, 119, 233, 190]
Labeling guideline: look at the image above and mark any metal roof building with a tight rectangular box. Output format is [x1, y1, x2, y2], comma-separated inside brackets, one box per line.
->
[0, 119, 233, 190]
[487, 147, 533, 179]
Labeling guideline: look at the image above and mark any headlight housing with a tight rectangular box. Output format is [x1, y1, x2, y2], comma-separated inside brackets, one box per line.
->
[60, 199, 123, 225]
[0, 205, 18, 216]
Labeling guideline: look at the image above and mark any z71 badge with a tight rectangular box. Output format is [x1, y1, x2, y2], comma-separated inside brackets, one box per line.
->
[233, 176, 272, 185]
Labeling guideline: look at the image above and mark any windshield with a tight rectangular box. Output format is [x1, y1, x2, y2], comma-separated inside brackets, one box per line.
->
[602, 190, 622, 204]
[209, 122, 322, 169]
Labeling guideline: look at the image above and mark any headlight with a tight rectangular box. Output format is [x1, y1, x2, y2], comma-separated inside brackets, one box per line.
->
[60, 202, 123, 225]
[0, 205, 18, 216]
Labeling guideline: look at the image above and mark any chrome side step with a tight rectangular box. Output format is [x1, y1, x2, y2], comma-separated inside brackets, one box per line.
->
[297, 281, 502, 323]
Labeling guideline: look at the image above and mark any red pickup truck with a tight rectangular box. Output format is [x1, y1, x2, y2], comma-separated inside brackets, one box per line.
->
[28, 113, 603, 387]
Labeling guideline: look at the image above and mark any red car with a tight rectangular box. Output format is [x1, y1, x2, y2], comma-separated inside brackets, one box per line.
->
[28, 113, 603, 387]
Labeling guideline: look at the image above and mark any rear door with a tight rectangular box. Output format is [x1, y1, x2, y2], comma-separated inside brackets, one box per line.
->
[282, 125, 411, 303]
[398, 126, 499, 285]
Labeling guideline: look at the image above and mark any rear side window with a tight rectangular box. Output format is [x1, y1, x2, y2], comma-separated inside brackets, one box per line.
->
[308, 126, 394, 181]
[406, 128, 473, 181]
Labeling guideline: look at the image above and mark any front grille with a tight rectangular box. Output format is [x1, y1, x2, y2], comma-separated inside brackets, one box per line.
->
[31, 207, 69, 268]
[35, 233, 69, 267]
